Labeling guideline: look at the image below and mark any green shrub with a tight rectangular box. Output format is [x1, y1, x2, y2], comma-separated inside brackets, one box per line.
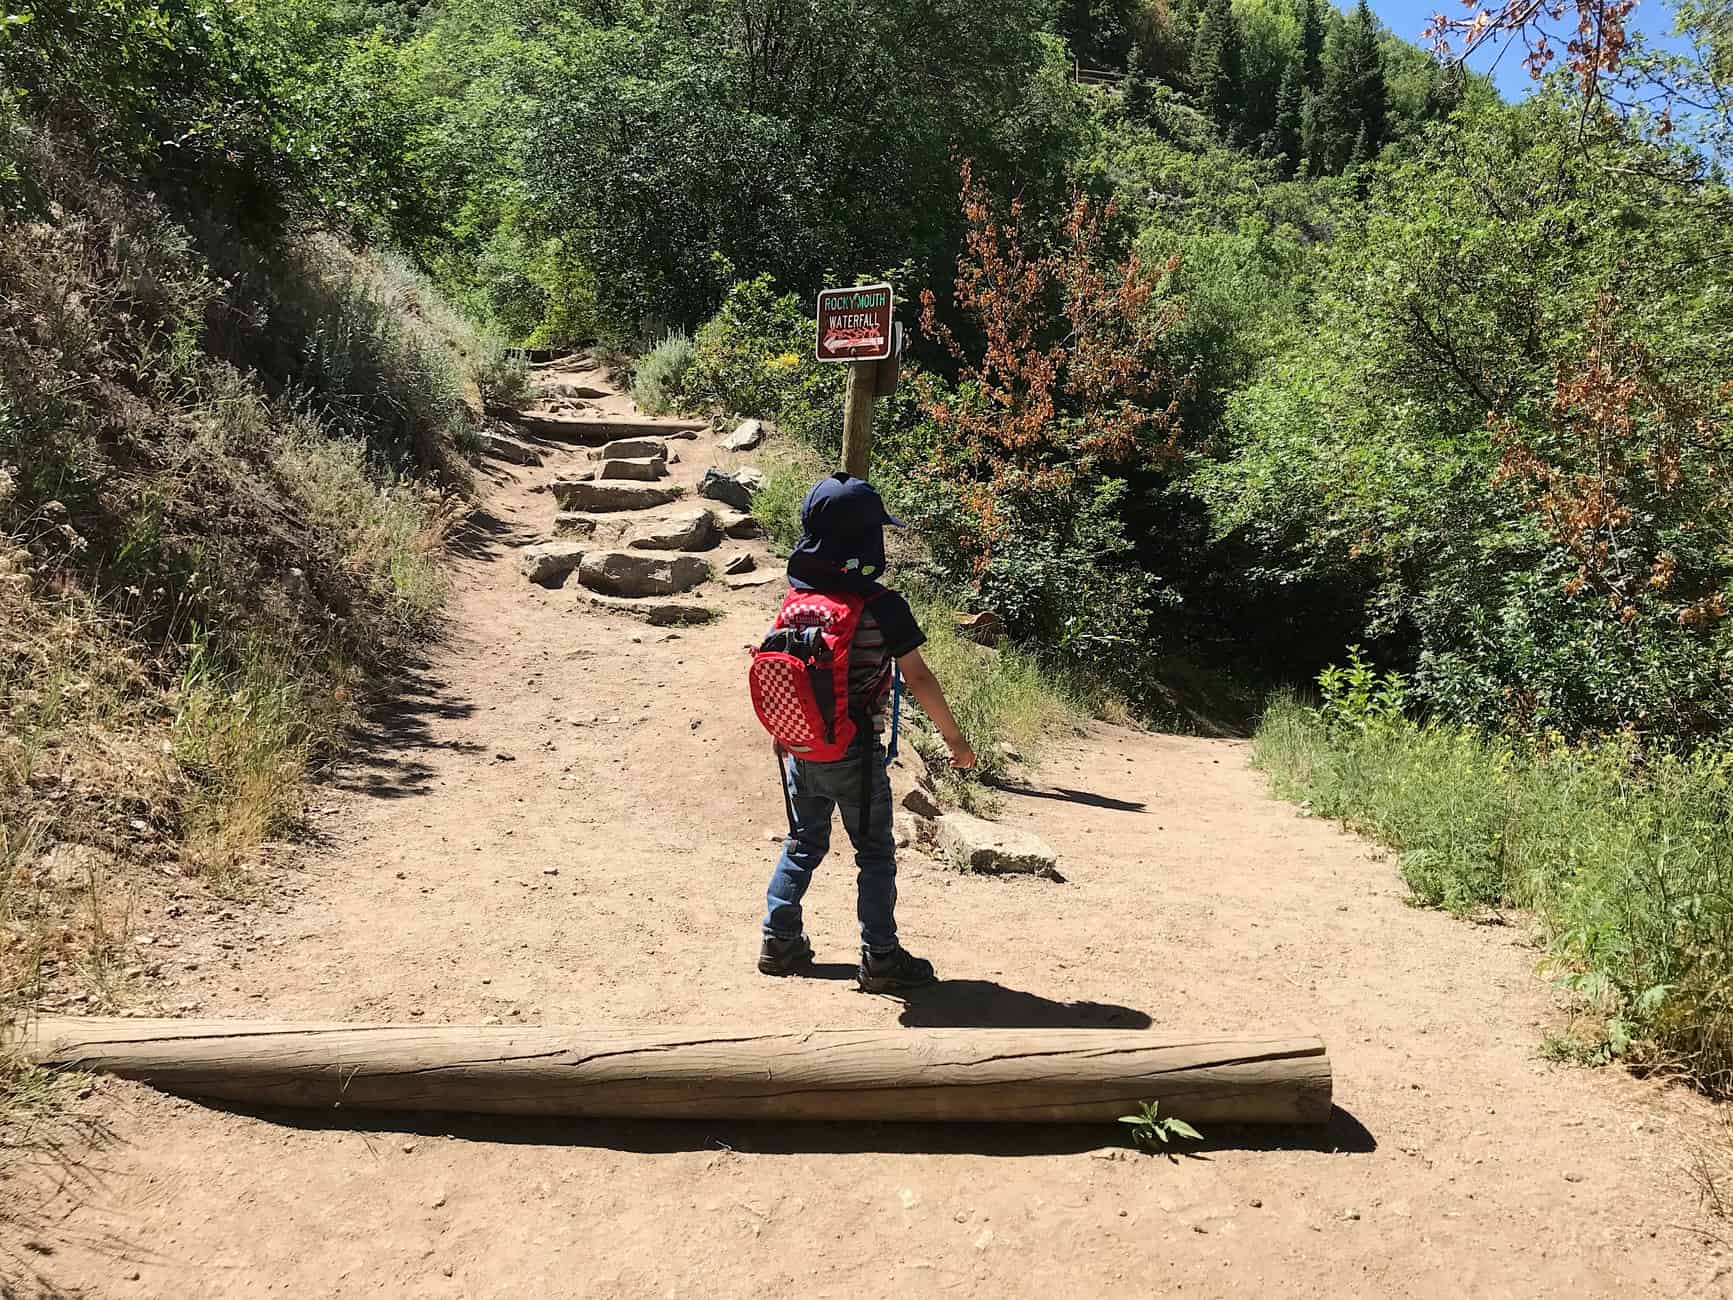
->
[1255, 661, 1733, 1094]
[473, 337, 531, 411]
[631, 330, 695, 415]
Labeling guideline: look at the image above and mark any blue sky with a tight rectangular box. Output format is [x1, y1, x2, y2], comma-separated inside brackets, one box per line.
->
[1366, 0, 1693, 98]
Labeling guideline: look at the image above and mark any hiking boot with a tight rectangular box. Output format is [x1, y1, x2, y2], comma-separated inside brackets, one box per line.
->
[757, 933, 814, 976]
[857, 946, 937, 993]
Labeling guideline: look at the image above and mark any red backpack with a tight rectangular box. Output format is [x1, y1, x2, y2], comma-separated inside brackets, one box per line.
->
[749, 588, 885, 761]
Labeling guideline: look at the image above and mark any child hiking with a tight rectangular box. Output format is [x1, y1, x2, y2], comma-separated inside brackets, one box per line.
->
[749, 471, 975, 991]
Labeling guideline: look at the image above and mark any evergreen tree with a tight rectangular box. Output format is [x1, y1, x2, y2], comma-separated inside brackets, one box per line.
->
[1190, 0, 1244, 136]
[1298, 0, 1326, 92]
[1268, 59, 1304, 177]
[1305, 0, 1386, 174]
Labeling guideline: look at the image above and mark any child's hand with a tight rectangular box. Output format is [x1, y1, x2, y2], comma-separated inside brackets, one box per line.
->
[946, 736, 977, 770]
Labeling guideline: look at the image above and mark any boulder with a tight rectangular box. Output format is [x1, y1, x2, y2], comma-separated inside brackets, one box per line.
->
[553, 513, 599, 539]
[551, 480, 680, 512]
[587, 437, 669, 462]
[482, 431, 543, 466]
[627, 509, 720, 553]
[720, 512, 766, 541]
[934, 811, 1059, 877]
[723, 553, 756, 575]
[520, 542, 586, 588]
[720, 419, 764, 452]
[901, 785, 943, 819]
[580, 593, 716, 626]
[579, 550, 710, 597]
[698, 466, 764, 511]
[596, 457, 668, 481]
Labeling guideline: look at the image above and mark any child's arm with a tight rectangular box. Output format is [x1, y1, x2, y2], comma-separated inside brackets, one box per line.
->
[896, 649, 976, 769]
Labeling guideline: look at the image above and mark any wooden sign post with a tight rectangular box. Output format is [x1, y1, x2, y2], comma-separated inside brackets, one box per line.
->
[816, 283, 896, 478]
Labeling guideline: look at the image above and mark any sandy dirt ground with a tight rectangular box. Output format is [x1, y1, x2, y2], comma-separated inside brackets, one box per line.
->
[7, 366, 1728, 1299]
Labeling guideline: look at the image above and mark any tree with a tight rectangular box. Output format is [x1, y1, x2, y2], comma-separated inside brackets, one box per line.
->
[1306, 0, 1386, 174]
[1190, 0, 1245, 136]
[912, 162, 1191, 651]
[1267, 58, 1305, 175]
[1298, 0, 1325, 91]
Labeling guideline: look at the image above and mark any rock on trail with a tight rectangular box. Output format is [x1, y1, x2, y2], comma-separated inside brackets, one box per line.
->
[698, 467, 764, 511]
[934, 810, 1059, 877]
[578, 550, 710, 597]
[519, 542, 586, 588]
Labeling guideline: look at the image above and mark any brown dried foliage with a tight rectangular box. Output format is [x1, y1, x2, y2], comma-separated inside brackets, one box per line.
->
[1493, 293, 1731, 630]
[916, 162, 1189, 568]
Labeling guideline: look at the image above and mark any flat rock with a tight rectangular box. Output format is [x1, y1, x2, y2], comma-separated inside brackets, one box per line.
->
[520, 542, 586, 588]
[934, 811, 1058, 877]
[724, 553, 756, 575]
[720, 419, 764, 452]
[551, 480, 681, 512]
[580, 593, 715, 626]
[723, 569, 781, 589]
[553, 513, 599, 538]
[587, 437, 669, 462]
[720, 512, 766, 540]
[627, 509, 719, 552]
[482, 431, 543, 466]
[596, 457, 668, 481]
[698, 466, 764, 511]
[579, 549, 710, 597]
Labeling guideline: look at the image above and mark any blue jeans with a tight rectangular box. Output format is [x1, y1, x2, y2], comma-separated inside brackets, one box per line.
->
[762, 735, 898, 952]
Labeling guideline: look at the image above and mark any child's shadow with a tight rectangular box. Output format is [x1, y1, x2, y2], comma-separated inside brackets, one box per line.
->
[893, 979, 1151, 1029]
[793, 969, 1147, 1030]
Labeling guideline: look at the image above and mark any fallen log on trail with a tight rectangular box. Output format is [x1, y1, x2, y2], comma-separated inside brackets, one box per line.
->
[508, 412, 706, 445]
[10, 1019, 1331, 1125]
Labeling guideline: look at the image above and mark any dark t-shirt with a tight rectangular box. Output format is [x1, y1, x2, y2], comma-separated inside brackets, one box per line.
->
[851, 590, 925, 730]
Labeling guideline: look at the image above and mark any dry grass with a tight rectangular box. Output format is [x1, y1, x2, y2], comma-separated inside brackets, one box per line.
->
[0, 125, 484, 1125]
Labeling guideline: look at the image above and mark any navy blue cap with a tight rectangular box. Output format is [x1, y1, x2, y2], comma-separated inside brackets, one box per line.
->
[787, 472, 902, 591]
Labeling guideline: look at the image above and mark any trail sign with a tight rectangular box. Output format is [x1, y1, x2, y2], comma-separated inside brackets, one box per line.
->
[815, 283, 894, 362]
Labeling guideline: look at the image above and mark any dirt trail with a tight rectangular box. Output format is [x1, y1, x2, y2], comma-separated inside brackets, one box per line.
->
[18, 367, 1728, 1299]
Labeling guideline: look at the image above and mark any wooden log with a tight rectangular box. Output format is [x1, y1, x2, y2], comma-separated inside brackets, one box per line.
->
[10, 1019, 1331, 1124]
[508, 413, 707, 446]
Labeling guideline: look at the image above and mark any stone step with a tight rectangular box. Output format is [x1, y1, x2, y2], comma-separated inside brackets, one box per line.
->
[519, 542, 586, 588]
[578, 549, 710, 597]
[579, 593, 717, 626]
[507, 413, 705, 445]
[481, 430, 543, 466]
[626, 509, 720, 553]
[551, 480, 682, 512]
[596, 457, 669, 482]
[586, 437, 669, 462]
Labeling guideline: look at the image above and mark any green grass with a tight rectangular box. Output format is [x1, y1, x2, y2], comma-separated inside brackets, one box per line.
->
[1255, 689, 1733, 1094]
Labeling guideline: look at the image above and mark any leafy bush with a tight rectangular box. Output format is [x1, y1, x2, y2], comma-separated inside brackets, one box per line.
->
[1256, 671, 1733, 1093]
[631, 330, 695, 416]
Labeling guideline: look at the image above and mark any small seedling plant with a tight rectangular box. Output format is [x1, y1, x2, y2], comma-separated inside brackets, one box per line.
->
[1119, 1101, 1203, 1155]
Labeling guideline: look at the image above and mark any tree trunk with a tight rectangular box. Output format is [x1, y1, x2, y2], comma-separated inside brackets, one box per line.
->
[12, 1019, 1331, 1125]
